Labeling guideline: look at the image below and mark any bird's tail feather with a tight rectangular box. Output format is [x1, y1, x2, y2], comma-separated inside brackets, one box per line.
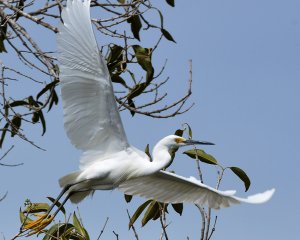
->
[59, 171, 82, 188]
[59, 171, 93, 204]
[69, 190, 93, 204]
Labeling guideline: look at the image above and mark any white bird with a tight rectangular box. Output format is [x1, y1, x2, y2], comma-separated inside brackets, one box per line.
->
[47, 0, 275, 217]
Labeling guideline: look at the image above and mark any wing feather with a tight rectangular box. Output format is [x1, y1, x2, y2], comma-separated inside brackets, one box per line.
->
[57, 0, 129, 169]
[119, 171, 275, 209]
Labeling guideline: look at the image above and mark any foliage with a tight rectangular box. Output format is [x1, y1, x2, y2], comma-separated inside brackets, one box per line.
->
[0, 0, 192, 154]
[17, 200, 90, 239]
[124, 125, 251, 240]
[0, 1, 254, 240]
[14, 125, 251, 239]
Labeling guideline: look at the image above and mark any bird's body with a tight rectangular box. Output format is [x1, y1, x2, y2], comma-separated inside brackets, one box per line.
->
[60, 147, 151, 194]
[54, 0, 274, 210]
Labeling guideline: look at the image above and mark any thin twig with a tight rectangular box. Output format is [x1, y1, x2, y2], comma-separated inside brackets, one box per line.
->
[0, 191, 7, 202]
[126, 210, 139, 240]
[196, 204, 206, 240]
[0, 145, 23, 167]
[208, 216, 218, 240]
[112, 230, 119, 240]
[159, 204, 169, 240]
[97, 217, 109, 240]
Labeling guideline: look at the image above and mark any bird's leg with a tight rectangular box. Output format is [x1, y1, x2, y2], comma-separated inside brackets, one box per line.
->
[46, 183, 73, 215]
[51, 191, 72, 219]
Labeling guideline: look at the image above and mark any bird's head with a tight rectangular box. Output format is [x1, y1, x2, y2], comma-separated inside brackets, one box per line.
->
[160, 135, 214, 149]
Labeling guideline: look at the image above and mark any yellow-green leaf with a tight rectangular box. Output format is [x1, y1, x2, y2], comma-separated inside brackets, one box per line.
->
[129, 200, 152, 229]
[24, 203, 50, 214]
[73, 212, 90, 240]
[42, 223, 74, 240]
[184, 123, 193, 139]
[142, 201, 159, 227]
[132, 45, 154, 84]
[183, 149, 218, 165]
[19, 208, 33, 225]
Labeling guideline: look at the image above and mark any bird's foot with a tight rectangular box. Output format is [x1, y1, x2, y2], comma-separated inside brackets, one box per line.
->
[23, 213, 54, 236]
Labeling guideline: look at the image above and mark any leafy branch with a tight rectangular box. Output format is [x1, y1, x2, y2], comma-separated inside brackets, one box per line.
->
[0, 0, 192, 153]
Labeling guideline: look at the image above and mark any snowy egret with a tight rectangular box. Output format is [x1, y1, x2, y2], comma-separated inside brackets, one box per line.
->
[37, 0, 275, 224]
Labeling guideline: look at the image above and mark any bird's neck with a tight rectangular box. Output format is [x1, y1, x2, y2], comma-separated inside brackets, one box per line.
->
[144, 144, 171, 174]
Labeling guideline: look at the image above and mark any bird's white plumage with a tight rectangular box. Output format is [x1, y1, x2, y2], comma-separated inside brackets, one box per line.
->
[119, 171, 275, 209]
[56, 0, 275, 210]
[57, 0, 129, 169]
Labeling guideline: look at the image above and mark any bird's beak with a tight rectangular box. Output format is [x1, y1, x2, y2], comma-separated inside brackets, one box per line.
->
[183, 139, 215, 146]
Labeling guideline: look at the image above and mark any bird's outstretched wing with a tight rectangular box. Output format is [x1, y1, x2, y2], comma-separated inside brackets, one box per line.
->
[57, 0, 129, 167]
[119, 171, 275, 209]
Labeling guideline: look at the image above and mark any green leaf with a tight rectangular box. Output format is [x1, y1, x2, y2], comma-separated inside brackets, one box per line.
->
[161, 28, 176, 43]
[0, 20, 7, 53]
[19, 207, 33, 225]
[6, 100, 28, 108]
[132, 45, 154, 84]
[73, 212, 90, 240]
[128, 82, 148, 99]
[48, 90, 59, 112]
[37, 110, 46, 136]
[42, 223, 75, 240]
[124, 194, 133, 203]
[171, 203, 183, 215]
[129, 200, 152, 229]
[32, 112, 39, 123]
[117, 0, 125, 3]
[127, 98, 136, 116]
[142, 201, 159, 227]
[144, 144, 152, 161]
[37, 80, 59, 100]
[107, 45, 123, 63]
[0, 122, 9, 148]
[11, 114, 22, 137]
[107, 45, 124, 73]
[183, 123, 193, 139]
[111, 74, 127, 87]
[24, 203, 50, 214]
[47, 197, 66, 215]
[230, 167, 251, 192]
[27, 96, 39, 107]
[166, 0, 175, 7]
[183, 149, 218, 165]
[174, 129, 183, 137]
[127, 15, 142, 41]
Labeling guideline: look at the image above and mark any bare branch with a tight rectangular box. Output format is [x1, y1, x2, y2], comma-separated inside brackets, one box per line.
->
[0, 0, 58, 33]
[0, 191, 7, 202]
[126, 209, 139, 240]
[97, 217, 109, 240]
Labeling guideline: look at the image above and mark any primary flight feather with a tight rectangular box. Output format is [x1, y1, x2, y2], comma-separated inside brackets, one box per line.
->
[55, 0, 274, 210]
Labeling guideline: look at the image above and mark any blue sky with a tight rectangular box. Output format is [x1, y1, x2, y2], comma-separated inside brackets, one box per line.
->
[1, 0, 300, 239]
